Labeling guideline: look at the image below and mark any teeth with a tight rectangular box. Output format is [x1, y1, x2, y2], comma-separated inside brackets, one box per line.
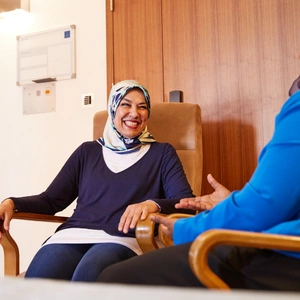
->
[125, 121, 138, 126]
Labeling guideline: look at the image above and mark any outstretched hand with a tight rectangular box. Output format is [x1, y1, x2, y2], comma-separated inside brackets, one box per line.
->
[175, 174, 231, 211]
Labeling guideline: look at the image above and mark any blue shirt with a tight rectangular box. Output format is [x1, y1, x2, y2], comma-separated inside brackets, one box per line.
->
[174, 91, 300, 259]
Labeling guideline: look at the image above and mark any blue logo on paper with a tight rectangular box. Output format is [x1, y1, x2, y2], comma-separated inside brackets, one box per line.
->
[64, 30, 71, 38]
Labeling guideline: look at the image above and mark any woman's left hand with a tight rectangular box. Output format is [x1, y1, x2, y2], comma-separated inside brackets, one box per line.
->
[118, 200, 160, 233]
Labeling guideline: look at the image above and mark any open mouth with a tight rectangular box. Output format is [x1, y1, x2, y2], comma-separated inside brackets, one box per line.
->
[124, 120, 140, 128]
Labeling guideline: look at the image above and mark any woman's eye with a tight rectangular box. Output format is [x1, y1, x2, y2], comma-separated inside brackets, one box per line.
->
[139, 105, 147, 110]
[120, 103, 130, 107]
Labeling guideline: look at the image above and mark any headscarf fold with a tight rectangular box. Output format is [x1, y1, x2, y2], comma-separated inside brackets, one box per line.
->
[98, 80, 156, 154]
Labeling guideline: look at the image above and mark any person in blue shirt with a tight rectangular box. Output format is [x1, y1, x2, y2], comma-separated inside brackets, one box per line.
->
[97, 75, 300, 291]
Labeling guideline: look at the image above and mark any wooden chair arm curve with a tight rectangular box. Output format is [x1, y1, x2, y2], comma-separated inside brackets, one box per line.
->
[135, 213, 161, 253]
[158, 213, 193, 247]
[0, 212, 68, 276]
[136, 212, 194, 252]
[189, 229, 300, 290]
[12, 212, 68, 223]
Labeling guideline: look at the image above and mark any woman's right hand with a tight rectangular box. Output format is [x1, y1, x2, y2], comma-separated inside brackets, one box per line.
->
[175, 174, 231, 211]
[118, 200, 160, 234]
[0, 199, 15, 241]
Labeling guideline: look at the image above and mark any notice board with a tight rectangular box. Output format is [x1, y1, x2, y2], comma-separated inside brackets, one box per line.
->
[17, 25, 76, 86]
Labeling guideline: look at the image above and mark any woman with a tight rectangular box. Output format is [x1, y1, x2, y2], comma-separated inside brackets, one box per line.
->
[0, 80, 194, 281]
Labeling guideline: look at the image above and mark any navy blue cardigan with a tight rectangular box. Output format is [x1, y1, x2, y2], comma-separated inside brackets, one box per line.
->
[12, 142, 194, 237]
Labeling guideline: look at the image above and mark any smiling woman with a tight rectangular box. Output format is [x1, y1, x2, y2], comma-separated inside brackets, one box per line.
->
[0, 79, 195, 282]
[99, 80, 155, 153]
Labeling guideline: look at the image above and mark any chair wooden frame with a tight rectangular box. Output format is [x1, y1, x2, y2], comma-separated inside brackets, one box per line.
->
[135, 212, 191, 252]
[0, 213, 67, 276]
[189, 229, 300, 290]
[136, 210, 300, 290]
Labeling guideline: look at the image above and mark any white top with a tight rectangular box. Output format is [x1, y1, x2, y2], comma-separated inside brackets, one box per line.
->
[101, 143, 150, 172]
[42, 228, 143, 255]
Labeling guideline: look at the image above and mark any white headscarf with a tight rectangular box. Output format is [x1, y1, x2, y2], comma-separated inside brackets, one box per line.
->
[98, 80, 156, 154]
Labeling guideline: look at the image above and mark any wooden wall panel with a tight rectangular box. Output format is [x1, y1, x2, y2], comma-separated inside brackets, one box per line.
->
[107, 0, 300, 195]
[161, 0, 300, 193]
[106, 0, 164, 103]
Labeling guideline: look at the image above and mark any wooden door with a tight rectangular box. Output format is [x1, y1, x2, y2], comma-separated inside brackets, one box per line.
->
[107, 0, 300, 195]
[106, 0, 164, 103]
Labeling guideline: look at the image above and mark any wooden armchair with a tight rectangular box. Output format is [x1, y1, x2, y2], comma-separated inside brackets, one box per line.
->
[188, 229, 300, 290]
[0, 102, 203, 276]
[143, 215, 300, 290]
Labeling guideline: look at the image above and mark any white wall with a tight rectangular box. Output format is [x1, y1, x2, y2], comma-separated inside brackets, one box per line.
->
[0, 0, 107, 275]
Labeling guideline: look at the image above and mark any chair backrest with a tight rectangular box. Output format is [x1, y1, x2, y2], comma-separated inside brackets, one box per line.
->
[93, 102, 203, 196]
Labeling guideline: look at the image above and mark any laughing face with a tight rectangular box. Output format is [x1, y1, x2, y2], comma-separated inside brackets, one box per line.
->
[113, 88, 149, 139]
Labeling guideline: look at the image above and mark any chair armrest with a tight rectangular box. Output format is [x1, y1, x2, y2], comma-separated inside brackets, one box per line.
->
[0, 212, 68, 276]
[12, 212, 68, 223]
[135, 213, 161, 253]
[158, 213, 193, 247]
[136, 212, 193, 253]
[189, 229, 300, 290]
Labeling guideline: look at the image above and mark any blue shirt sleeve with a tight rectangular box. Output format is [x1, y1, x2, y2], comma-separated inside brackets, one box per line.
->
[174, 91, 300, 245]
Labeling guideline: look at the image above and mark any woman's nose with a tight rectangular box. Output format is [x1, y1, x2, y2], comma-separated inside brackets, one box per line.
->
[129, 106, 139, 116]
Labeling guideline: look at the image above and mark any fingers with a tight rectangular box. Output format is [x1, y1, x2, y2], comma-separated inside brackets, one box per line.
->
[207, 173, 231, 199]
[3, 219, 10, 231]
[140, 200, 158, 220]
[195, 201, 211, 210]
[151, 215, 175, 238]
[118, 201, 158, 234]
[175, 198, 189, 208]
[140, 209, 149, 221]
[3, 211, 11, 231]
[118, 208, 130, 233]
[118, 206, 140, 234]
[0, 216, 11, 232]
[207, 173, 229, 194]
[149, 214, 165, 224]
[0, 199, 14, 232]
[149, 214, 169, 226]
[207, 173, 222, 191]
[175, 197, 204, 211]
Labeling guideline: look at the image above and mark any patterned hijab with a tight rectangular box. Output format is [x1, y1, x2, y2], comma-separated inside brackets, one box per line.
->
[98, 80, 156, 154]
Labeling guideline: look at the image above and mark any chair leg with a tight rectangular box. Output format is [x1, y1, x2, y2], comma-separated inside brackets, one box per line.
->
[1, 230, 20, 276]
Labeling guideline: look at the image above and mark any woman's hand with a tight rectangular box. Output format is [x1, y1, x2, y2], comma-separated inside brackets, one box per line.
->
[175, 174, 231, 211]
[0, 199, 15, 241]
[118, 200, 160, 234]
